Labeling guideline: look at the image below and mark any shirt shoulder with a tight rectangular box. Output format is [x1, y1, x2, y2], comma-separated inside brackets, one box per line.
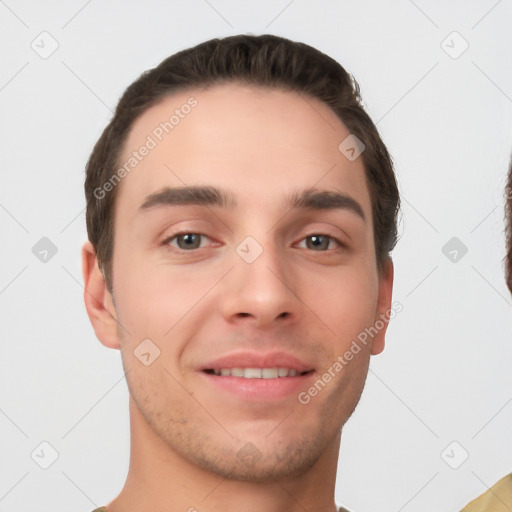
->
[460, 473, 512, 511]
[91, 505, 348, 512]
[91, 507, 347, 512]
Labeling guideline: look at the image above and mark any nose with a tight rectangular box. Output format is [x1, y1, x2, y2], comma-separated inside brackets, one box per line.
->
[220, 239, 299, 329]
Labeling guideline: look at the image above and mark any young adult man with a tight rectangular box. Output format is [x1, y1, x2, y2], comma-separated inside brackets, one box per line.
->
[82, 34, 400, 512]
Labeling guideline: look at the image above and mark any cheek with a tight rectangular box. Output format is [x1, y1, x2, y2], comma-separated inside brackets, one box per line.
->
[303, 267, 378, 343]
[112, 251, 220, 343]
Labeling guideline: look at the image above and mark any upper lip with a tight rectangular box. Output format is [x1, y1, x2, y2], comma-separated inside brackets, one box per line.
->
[199, 351, 314, 373]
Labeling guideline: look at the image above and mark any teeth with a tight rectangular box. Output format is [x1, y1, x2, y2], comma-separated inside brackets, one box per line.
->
[244, 368, 262, 378]
[210, 367, 303, 378]
[262, 368, 278, 379]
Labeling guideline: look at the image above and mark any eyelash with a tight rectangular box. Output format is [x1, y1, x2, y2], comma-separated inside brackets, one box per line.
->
[161, 232, 344, 253]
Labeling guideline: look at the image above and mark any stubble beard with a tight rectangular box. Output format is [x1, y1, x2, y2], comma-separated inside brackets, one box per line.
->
[125, 364, 361, 483]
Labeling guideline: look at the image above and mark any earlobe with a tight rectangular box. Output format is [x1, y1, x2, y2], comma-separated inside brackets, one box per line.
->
[82, 241, 120, 349]
[370, 258, 394, 355]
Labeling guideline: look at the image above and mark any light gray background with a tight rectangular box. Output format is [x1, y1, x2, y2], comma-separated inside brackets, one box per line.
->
[1, 1, 511, 511]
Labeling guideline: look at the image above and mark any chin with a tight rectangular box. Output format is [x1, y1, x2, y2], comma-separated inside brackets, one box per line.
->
[188, 436, 325, 482]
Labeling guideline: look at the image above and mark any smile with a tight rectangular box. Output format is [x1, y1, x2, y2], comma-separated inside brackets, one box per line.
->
[204, 368, 310, 378]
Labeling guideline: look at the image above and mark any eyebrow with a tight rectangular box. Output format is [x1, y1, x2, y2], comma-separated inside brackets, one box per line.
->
[139, 185, 365, 221]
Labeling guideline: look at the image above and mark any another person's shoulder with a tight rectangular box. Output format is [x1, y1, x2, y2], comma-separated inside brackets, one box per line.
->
[461, 473, 512, 511]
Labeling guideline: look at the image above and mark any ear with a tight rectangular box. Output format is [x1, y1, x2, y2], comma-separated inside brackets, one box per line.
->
[82, 241, 120, 349]
[370, 258, 394, 355]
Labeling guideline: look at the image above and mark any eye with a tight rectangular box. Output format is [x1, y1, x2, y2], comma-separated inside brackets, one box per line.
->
[297, 234, 341, 251]
[162, 232, 342, 252]
[164, 232, 211, 251]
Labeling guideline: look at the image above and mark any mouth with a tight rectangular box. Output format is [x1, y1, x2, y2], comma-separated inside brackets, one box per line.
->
[203, 367, 312, 378]
[199, 352, 316, 401]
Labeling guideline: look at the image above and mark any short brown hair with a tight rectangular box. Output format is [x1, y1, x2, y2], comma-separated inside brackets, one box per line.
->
[85, 34, 400, 292]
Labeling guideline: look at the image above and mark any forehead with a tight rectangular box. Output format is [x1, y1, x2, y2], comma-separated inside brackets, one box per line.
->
[115, 82, 371, 217]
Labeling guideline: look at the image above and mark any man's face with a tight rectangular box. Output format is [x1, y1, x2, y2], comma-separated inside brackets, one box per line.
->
[103, 83, 392, 480]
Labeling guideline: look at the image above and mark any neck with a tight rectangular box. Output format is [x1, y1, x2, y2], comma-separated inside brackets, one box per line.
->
[105, 397, 341, 512]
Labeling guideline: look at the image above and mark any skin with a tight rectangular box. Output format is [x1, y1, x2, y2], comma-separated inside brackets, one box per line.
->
[82, 83, 394, 512]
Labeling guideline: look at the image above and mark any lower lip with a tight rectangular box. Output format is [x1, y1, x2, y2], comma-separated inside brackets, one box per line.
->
[200, 371, 315, 401]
